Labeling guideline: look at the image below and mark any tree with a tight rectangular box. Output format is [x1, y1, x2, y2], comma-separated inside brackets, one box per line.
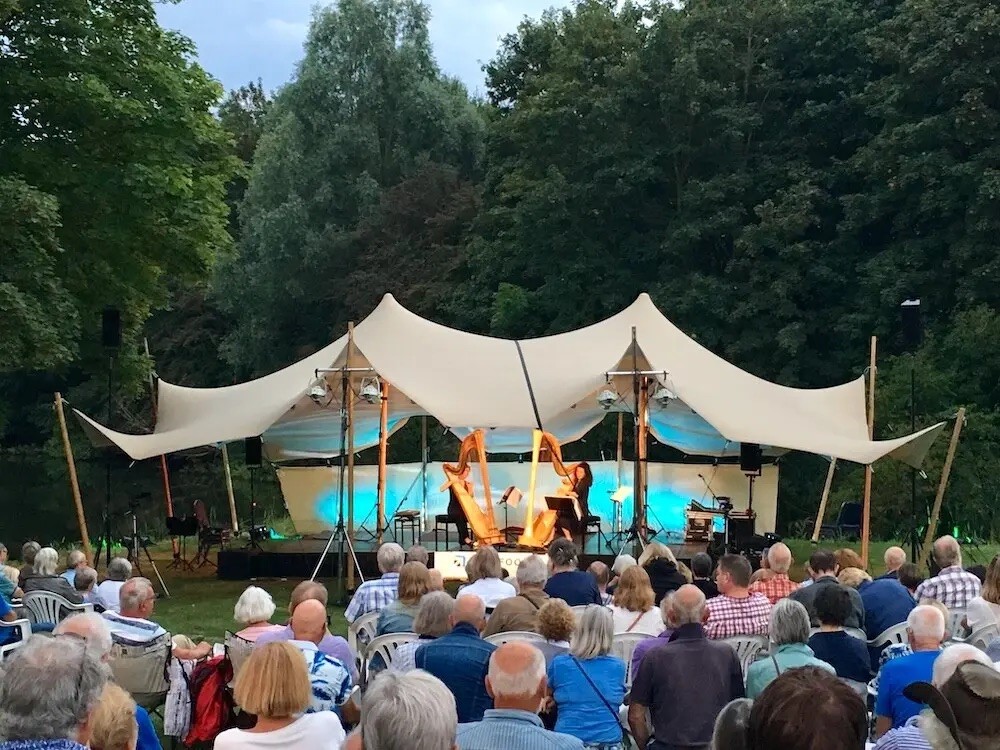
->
[218, 80, 272, 235]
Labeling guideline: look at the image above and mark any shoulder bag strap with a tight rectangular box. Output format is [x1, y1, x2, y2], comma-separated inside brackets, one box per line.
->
[771, 654, 782, 676]
[569, 655, 630, 741]
[519, 593, 541, 610]
[624, 611, 645, 633]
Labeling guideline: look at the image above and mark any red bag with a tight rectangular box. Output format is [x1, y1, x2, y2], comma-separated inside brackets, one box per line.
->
[183, 654, 235, 745]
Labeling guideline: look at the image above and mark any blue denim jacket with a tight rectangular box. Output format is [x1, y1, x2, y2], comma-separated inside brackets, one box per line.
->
[415, 622, 496, 722]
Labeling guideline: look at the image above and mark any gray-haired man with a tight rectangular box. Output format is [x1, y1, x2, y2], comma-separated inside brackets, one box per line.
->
[483, 555, 549, 637]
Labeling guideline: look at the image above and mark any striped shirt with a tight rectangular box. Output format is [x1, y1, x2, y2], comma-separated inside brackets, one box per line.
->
[748, 573, 800, 605]
[704, 593, 772, 639]
[872, 717, 932, 750]
[345, 573, 399, 622]
[102, 611, 168, 645]
[914, 566, 981, 610]
[457, 709, 583, 750]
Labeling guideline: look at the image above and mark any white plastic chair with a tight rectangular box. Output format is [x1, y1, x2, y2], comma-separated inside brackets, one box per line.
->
[845, 627, 868, 642]
[868, 622, 909, 652]
[947, 609, 969, 641]
[21, 591, 92, 625]
[224, 632, 254, 677]
[348, 611, 380, 659]
[966, 622, 999, 651]
[362, 632, 418, 686]
[722, 635, 770, 679]
[570, 605, 589, 621]
[484, 630, 545, 646]
[611, 632, 652, 687]
[0, 619, 31, 659]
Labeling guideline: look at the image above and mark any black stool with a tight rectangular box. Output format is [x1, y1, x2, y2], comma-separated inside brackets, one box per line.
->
[583, 514, 607, 553]
[434, 515, 460, 549]
[393, 511, 420, 547]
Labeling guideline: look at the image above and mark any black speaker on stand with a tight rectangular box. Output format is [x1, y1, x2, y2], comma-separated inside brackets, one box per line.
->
[739, 442, 762, 537]
[244, 436, 265, 550]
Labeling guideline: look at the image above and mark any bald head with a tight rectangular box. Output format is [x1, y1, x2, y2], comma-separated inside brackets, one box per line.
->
[666, 584, 706, 626]
[486, 642, 546, 711]
[452, 594, 486, 630]
[291, 598, 327, 644]
[766, 543, 792, 574]
[933, 535, 961, 568]
[884, 546, 906, 572]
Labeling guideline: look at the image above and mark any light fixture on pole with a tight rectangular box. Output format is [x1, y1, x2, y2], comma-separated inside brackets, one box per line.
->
[360, 377, 382, 405]
[597, 387, 619, 410]
[651, 385, 676, 407]
[308, 375, 330, 405]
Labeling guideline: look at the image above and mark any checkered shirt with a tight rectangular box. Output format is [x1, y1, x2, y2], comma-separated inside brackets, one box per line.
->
[345, 572, 399, 622]
[748, 573, 800, 605]
[913, 566, 981, 610]
[704, 592, 772, 639]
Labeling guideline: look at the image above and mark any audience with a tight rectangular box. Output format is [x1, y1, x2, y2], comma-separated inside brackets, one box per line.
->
[711, 698, 752, 750]
[458, 547, 516, 609]
[840, 564, 916, 645]
[535, 598, 576, 665]
[75, 566, 100, 608]
[358, 671, 458, 750]
[94, 557, 132, 613]
[103, 577, 212, 660]
[608, 554, 637, 595]
[544, 539, 602, 606]
[748, 548, 772, 586]
[807, 583, 871, 686]
[217, 642, 345, 750]
[61, 549, 86, 585]
[391, 591, 455, 673]
[875, 605, 946, 736]
[547, 606, 626, 747]
[914, 535, 981, 610]
[747, 543, 798, 605]
[879, 546, 907, 580]
[587, 561, 612, 605]
[691, 552, 719, 600]
[789, 549, 865, 629]
[377, 561, 430, 635]
[746, 598, 833, 698]
[23, 546, 84, 603]
[415, 594, 496, 722]
[456, 642, 583, 750]
[405, 544, 429, 565]
[898, 562, 925, 598]
[427, 568, 445, 592]
[629, 585, 744, 750]
[17, 540, 40, 588]
[288, 599, 353, 713]
[835, 548, 866, 572]
[608, 565, 665, 635]
[89, 683, 138, 750]
[630, 592, 676, 676]
[638, 542, 687, 605]
[748, 667, 867, 750]
[965, 553, 1000, 632]
[0, 561, 22, 602]
[483, 555, 549, 636]
[704, 554, 771, 639]
[233, 586, 284, 641]
[345, 542, 404, 623]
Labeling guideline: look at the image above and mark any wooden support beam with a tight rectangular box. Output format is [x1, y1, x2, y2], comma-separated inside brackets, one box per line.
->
[918, 408, 966, 571]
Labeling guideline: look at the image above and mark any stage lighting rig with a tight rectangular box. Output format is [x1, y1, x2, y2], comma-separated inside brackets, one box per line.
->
[652, 385, 676, 407]
[360, 377, 382, 405]
[308, 375, 330, 406]
[597, 388, 619, 410]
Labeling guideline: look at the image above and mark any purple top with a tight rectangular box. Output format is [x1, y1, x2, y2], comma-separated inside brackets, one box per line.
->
[255, 626, 357, 680]
[630, 628, 674, 675]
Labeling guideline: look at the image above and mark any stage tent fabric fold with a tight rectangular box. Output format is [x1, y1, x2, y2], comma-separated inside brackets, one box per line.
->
[74, 293, 945, 468]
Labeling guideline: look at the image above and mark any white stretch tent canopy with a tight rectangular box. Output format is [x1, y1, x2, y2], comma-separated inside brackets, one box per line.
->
[75, 293, 945, 466]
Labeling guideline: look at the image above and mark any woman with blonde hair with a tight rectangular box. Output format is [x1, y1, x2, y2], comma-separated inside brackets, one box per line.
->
[638, 542, 688, 605]
[966, 554, 1000, 631]
[215, 642, 346, 750]
[457, 545, 515, 608]
[376, 561, 431, 635]
[89, 683, 138, 750]
[609, 565, 665, 635]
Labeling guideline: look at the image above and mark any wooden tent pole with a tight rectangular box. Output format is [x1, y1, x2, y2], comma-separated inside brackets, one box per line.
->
[221, 443, 239, 533]
[638, 377, 649, 543]
[861, 336, 877, 569]
[346, 322, 356, 590]
[55, 393, 92, 562]
[811, 458, 838, 543]
[376, 380, 390, 544]
[918, 408, 966, 571]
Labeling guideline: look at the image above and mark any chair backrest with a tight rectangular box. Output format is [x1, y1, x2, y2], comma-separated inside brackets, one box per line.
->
[0, 619, 31, 659]
[348, 611, 381, 658]
[484, 630, 545, 646]
[362, 632, 419, 685]
[722, 635, 770, 678]
[868, 622, 910, 652]
[845, 627, 868, 642]
[947, 609, 969, 640]
[224, 632, 255, 678]
[837, 502, 862, 526]
[570, 605, 589, 621]
[109, 634, 172, 710]
[22, 591, 92, 625]
[967, 622, 1000, 651]
[611, 632, 652, 687]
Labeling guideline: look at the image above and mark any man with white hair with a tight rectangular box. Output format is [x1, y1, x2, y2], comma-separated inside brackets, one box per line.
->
[61, 549, 87, 585]
[914, 535, 981, 610]
[456, 642, 583, 749]
[345, 542, 404, 623]
[748, 543, 799, 605]
[349, 670, 459, 750]
[22, 546, 84, 603]
[879, 546, 907, 581]
[483, 555, 549, 636]
[875, 605, 946, 736]
[103, 577, 212, 660]
[73, 566, 99, 607]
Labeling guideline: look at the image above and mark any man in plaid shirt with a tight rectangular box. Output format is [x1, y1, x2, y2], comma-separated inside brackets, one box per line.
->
[914, 535, 981, 611]
[345, 542, 405, 622]
[748, 543, 799, 605]
[705, 554, 772, 639]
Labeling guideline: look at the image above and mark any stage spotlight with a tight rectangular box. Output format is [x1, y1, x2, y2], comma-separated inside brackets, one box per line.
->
[360, 378, 381, 405]
[652, 385, 676, 407]
[597, 388, 619, 410]
[308, 377, 329, 405]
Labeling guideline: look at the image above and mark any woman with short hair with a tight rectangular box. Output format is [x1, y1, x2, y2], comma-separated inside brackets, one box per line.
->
[22, 546, 83, 603]
[233, 586, 284, 641]
[807, 583, 872, 686]
[547, 605, 627, 749]
[391, 591, 455, 673]
[536, 598, 576, 666]
[377, 562, 431, 635]
[94, 557, 132, 613]
[609, 566, 664, 635]
[457, 546, 515, 609]
[746, 599, 835, 699]
[89, 683, 138, 750]
[544, 539, 602, 606]
[215, 642, 346, 750]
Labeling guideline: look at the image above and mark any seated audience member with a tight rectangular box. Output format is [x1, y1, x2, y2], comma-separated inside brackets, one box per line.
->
[749, 547, 772, 586]
[639, 542, 688, 605]
[875, 605, 946, 736]
[629, 585, 744, 750]
[405, 544, 429, 565]
[535, 598, 575, 665]
[345, 542, 404, 623]
[548, 606, 626, 747]
[378, 561, 431, 635]
[483, 555, 549, 637]
[391, 591, 455, 673]
[23, 546, 84, 603]
[103, 577, 212, 660]
[216, 642, 345, 750]
[0, 636, 110, 750]
[428, 568, 445, 592]
[0, 562, 22, 601]
[54, 613, 161, 750]
[899, 562, 924, 598]
[544, 539, 602, 606]
[691, 552, 720, 600]
[609, 565, 665, 635]
[358, 671, 458, 750]
[607, 554, 637, 595]
[840, 565, 915, 645]
[75, 566, 100, 608]
[458, 547, 516, 610]
[456, 642, 584, 750]
[806, 583, 871, 685]
[748, 667, 867, 750]
[748, 543, 799, 605]
[89, 683, 138, 750]
[914, 535, 981, 610]
[873, 643, 994, 750]
[233, 585, 284, 641]
[630, 593, 676, 676]
[94, 557, 132, 613]
[790, 549, 865, 629]
[288, 599, 353, 713]
[880, 546, 907, 580]
[62, 549, 86, 585]
[835, 548, 866, 572]
[711, 698, 752, 750]
[747, 598, 834, 699]
[415, 594, 497, 723]
[705, 554, 771, 639]
[0, 543, 6, 566]
[16, 540, 40, 589]
[965, 553, 1000, 632]
[588, 560, 613, 605]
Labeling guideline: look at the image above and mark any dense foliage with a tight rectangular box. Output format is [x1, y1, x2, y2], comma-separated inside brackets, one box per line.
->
[5, 0, 1000, 546]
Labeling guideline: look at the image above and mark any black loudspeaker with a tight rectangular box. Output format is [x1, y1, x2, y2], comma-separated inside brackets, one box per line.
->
[245, 436, 263, 467]
[102, 307, 121, 349]
[901, 299, 922, 349]
[740, 443, 762, 475]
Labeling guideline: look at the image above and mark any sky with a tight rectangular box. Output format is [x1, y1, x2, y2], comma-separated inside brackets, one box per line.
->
[156, 0, 568, 98]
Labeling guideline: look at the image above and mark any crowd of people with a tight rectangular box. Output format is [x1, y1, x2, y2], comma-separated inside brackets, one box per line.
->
[2, 534, 1000, 750]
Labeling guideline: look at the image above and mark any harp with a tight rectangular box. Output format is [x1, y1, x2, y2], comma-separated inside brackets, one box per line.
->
[517, 430, 588, 548]
[439, 429, 504, 547]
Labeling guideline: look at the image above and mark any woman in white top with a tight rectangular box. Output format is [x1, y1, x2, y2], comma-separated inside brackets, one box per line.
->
[966, 555, 1000, 631]
[457, 546, 515, 609]
[608, 565, 665, 635]
[215, 642, 345, 750]
[94, 557, 132, 612]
